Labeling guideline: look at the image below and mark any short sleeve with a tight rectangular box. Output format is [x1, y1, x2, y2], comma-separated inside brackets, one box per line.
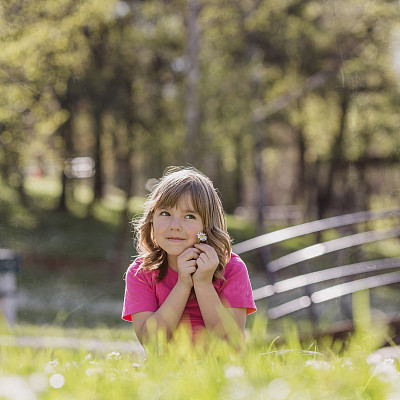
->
[218, 254, 257, 315]
[121, 259, 159, 321]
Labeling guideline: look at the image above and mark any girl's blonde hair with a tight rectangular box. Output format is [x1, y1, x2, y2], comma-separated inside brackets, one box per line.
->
[134, 166, 232, 281]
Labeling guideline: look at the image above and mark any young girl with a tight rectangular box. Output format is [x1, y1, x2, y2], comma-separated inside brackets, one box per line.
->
[122, 167, 256, 344]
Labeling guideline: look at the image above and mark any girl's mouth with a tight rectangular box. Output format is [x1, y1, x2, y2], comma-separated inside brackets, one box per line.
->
[167, 237, 184, 242]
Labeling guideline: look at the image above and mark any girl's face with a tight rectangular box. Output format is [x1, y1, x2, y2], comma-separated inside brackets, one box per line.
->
[152, 194, 204, 265]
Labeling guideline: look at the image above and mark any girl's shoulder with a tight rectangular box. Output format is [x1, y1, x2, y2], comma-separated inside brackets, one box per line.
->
[126, 257, 144, 273]
[223, 252, 248, 276]
[125, 257, 157, 282]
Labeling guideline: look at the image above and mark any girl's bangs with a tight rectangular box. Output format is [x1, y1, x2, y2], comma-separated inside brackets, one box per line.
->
[153, 181, 208, 221]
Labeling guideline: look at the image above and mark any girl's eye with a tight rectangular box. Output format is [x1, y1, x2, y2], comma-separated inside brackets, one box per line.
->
[160, 211, 170, 216]
[185, 214, 196, 219]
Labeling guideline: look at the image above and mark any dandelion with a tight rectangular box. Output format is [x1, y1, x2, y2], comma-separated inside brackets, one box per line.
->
[49, 373, 65, 389]
[197, 232, 207, 243]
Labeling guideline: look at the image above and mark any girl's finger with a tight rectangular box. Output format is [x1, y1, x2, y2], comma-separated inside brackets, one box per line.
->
[194, 243, 215, 256]
[181, 247, 201, 258]
[187, 266, 197, 274]
[198, 253, 208, 262]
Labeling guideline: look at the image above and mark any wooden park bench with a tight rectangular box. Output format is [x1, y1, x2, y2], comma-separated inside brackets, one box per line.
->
[0, 249, 22, 325]
[233, 208, 400, 338]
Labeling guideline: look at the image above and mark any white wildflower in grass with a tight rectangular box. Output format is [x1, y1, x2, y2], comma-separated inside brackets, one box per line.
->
[49, 373, 65, 389]
[372, 358, 399, 383]
[305, 359, 332, 370]
[45, 359, 59, 374]
[366, 352, 383, 365]
[107, 351, 122, 360]
[267, 378, 291, 400]
[132, 362, 142, 368]
[340, 358, 353, 369]
[223, 364, 244, 379]
[197, 232, 207, 243]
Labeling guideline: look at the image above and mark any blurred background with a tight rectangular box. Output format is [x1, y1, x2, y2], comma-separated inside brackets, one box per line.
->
[0, 0, 399, 332]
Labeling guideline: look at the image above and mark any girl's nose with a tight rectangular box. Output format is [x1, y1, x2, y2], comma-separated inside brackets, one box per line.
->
[169, 216, 182, 231]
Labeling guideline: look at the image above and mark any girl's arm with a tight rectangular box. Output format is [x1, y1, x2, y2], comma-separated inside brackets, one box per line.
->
[132, 281, 192, 344]
[194, 282, 246, 341]
[193, 244, 246, 342]
[132, 247, 200, 344]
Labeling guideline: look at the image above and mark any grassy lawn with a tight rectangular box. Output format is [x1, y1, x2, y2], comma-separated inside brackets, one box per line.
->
[0, 316, 399, 400]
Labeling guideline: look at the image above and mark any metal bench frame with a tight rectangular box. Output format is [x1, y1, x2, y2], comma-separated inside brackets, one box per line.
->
[233, 208, 400, 323]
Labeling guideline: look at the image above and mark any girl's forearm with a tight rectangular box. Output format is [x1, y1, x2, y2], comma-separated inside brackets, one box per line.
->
[194, 282, 243, 341]
[142, 282, 192, 341]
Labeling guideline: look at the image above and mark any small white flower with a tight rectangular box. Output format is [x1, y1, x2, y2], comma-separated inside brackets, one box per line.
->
[107, 351, 121, 360]
[305, 359, 332, 370]
[49, 373, 65, 389]
[366, 352, 383, 365]
[224, 364, 244, 379]
[372, 358, 399, 382]
[45, 359, 59, 374]
[197, 232, 207, 243]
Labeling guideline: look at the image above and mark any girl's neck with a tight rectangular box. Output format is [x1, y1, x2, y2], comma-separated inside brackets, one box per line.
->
[167, 255, 178, 272]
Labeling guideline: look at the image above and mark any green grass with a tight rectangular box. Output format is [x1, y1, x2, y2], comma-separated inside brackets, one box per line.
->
[0, 315, 399, 400]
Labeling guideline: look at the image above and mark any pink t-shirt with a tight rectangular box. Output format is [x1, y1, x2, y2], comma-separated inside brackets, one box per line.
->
[122, 253, 256, 335]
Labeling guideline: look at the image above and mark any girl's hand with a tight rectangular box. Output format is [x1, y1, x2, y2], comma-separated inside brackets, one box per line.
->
[192, 243, 219, 285]
[176, 247, 201, 288]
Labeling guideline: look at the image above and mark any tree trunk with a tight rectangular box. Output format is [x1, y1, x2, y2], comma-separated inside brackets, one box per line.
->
[184, 0, 200, 163]
[254, 127, 266, 236]
[232, 134, 244, 212]
[57, 76, 75, 212]
[292, 126, 306, 206]
[317, 93, 349, 219]
[91, 111, 103, 205]
[57, 118, 73, 212]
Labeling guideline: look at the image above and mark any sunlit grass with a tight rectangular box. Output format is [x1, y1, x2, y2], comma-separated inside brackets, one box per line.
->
[0, 315, 399, 400]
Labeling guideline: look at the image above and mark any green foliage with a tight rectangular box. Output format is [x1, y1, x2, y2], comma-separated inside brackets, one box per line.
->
[1, 0, 399, 222]
[0, 175, 256, 259]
